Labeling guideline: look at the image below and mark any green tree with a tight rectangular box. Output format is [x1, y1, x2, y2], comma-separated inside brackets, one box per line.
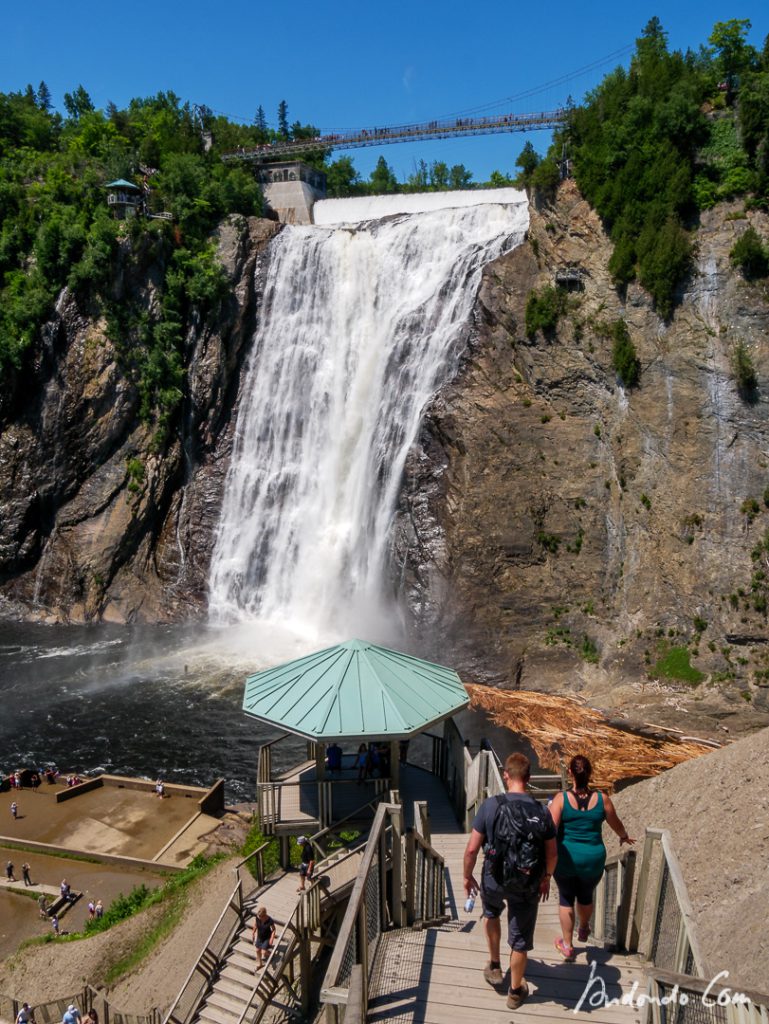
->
[36, 81, 52, 112]
[63, 84, 94, 120]
[611, 320, 641, 387]
[515, 141, 540, 186]
[709, 19, 756, 83]
[730, 226, 769, 278]
[326, 156, 363, 197]
[277, 100, 289, 139]
[449, 164, 473, 189]
[370, 156, 399, 194]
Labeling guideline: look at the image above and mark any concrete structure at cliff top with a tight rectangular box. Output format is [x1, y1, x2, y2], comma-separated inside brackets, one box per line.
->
[257, 160, 326, 223]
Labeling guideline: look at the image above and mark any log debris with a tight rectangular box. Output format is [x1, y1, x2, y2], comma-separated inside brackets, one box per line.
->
[466, 684, 717, 790]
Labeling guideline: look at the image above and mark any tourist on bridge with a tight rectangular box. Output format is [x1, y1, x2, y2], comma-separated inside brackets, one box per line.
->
[463, 752, 557, 1011]
[548, 754, 635, 961]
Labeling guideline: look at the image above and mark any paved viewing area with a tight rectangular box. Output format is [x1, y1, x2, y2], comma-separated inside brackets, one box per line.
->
[0, 776, 222, 865]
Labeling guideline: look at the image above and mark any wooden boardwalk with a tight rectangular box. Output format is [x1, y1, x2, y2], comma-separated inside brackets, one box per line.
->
[368, 768, 645, 1024]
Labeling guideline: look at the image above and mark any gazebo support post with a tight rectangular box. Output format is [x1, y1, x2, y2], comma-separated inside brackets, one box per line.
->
[279, 834, 290, 870]
[316, 742, 326, 781]
[389, 741, 400, 789]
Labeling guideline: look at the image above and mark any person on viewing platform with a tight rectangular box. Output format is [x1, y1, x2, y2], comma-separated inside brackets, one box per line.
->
[11, 800, 18, 819]
[22, 862, 32, 886]
[62, 1005, 81, 1024]
[252, 905, 276, 970]
[296, 836, 314, 892]
[548, 754, 635, 962]
[326, 742, 342, 774]
[15, 1002, 34, 1024]
[355, 743, 368, 784]
[5, 859, 15, 880]
[95, 899, 104, 919]
[463, 752, 557, 1011]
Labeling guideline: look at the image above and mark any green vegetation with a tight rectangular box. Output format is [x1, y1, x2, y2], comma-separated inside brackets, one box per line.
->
[730, 226, 769, 278]
[531, 17, 769, 319]
[0, 85, 263, 428]
[610, 320, 641, 388]
[651, 645, 706, 684]
[525, 285, 566, 338]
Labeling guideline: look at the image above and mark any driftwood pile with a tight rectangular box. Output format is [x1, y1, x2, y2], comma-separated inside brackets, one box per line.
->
[466, 684, 718, 790]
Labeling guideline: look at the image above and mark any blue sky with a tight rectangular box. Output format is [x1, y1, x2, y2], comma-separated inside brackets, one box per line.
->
[2, 1, 767, 183]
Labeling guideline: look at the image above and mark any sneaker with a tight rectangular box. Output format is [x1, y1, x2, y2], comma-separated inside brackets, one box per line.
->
[507, 982, 529, 1010]
[554, 936, 576, 961]
[577, 923, 590, 943]
[483, 962, 504, 986]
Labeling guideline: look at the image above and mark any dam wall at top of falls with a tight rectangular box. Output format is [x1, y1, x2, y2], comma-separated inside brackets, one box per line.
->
[313, 187, 527, 225]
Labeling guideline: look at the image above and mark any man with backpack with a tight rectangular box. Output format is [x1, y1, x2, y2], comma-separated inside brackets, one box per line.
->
[463, 751, 557, 1010]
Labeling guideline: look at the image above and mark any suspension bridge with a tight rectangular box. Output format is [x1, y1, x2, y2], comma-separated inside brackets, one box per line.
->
[222, 108, 567, 163]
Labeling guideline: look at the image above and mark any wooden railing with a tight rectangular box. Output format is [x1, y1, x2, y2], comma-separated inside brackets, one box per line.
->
[645, 968, 769, 1024]
[258, 776, 389, 833]
[592, 848, 636, 949]
[320, 803, 398, 1021]
[320, 799, 446, 1021]
[1, 989, 161, 1024]
[164, 880, 246, 1024]
[631, 827, 707, 977]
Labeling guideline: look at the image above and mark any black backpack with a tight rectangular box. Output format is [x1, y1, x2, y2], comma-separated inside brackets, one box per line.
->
[487, 794, 550, 893]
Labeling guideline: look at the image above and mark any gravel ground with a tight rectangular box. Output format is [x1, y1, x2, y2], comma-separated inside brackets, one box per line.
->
[609, 725, 769, 993]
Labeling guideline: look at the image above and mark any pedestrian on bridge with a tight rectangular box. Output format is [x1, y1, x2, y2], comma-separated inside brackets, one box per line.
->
[548, 754, 635, 961]
[463, 752, 557, 1011]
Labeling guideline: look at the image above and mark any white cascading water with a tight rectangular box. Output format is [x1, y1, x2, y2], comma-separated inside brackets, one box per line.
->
[208, 190, 528, 643]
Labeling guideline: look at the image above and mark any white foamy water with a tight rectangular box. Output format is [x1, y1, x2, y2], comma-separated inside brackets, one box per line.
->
[208, 193, 529, 641]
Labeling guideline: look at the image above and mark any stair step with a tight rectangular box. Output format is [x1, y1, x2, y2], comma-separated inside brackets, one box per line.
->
[207, 989, 247, 1015]
[220, 960, 257, 988]
[197, 1005, 240, 1024]
[216, 974, 255, 1001]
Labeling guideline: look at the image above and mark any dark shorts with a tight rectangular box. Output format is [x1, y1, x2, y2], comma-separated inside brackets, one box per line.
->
[255, 938, 271, 950]
[480, 884, 539, 952]
[555, 874, 601, 908]
[300, 862, 312, 878]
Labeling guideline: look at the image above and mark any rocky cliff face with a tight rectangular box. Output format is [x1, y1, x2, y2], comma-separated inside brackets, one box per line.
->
[0, 216, 279, 623]
[395, 181, 769, 735]
[2, 186, 769, 736]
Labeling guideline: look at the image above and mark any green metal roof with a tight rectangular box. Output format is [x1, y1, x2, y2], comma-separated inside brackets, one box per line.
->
[105, 179, 139, 189]
[242, 638, 469, 741]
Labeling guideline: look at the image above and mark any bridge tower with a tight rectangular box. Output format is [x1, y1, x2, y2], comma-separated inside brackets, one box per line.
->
[257, 161, 327, 224]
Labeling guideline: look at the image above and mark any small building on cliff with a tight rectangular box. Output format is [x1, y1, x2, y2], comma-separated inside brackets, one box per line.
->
[257, 161, 327, 224]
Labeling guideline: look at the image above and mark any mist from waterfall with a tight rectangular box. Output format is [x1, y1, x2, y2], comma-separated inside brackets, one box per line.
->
[208, 191, 529, 645]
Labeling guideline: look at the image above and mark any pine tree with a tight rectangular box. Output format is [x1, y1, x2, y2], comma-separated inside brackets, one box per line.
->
[254, 105, 267, 131]
[277, 100, 289, 139]
[37, 80, 52, 112]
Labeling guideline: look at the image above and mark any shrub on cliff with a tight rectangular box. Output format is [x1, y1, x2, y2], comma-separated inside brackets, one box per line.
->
[730, 226, 769, 278]
[525, 285, 566, 339]
[611, 320, 641, 388]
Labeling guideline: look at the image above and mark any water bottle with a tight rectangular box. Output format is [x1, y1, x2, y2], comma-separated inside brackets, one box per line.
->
[464, 890, 476, 913]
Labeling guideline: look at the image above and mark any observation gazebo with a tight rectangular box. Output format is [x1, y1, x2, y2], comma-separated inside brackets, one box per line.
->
[243, 639, 469, 853]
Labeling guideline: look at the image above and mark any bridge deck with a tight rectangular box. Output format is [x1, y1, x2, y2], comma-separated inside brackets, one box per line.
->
[373, 769, 646, 1024]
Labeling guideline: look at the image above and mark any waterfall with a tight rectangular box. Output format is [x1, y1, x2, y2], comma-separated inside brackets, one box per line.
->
[208, 191, 529, 643]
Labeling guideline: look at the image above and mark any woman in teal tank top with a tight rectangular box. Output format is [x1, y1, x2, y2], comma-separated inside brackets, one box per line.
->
[548, 755, 634, 961]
